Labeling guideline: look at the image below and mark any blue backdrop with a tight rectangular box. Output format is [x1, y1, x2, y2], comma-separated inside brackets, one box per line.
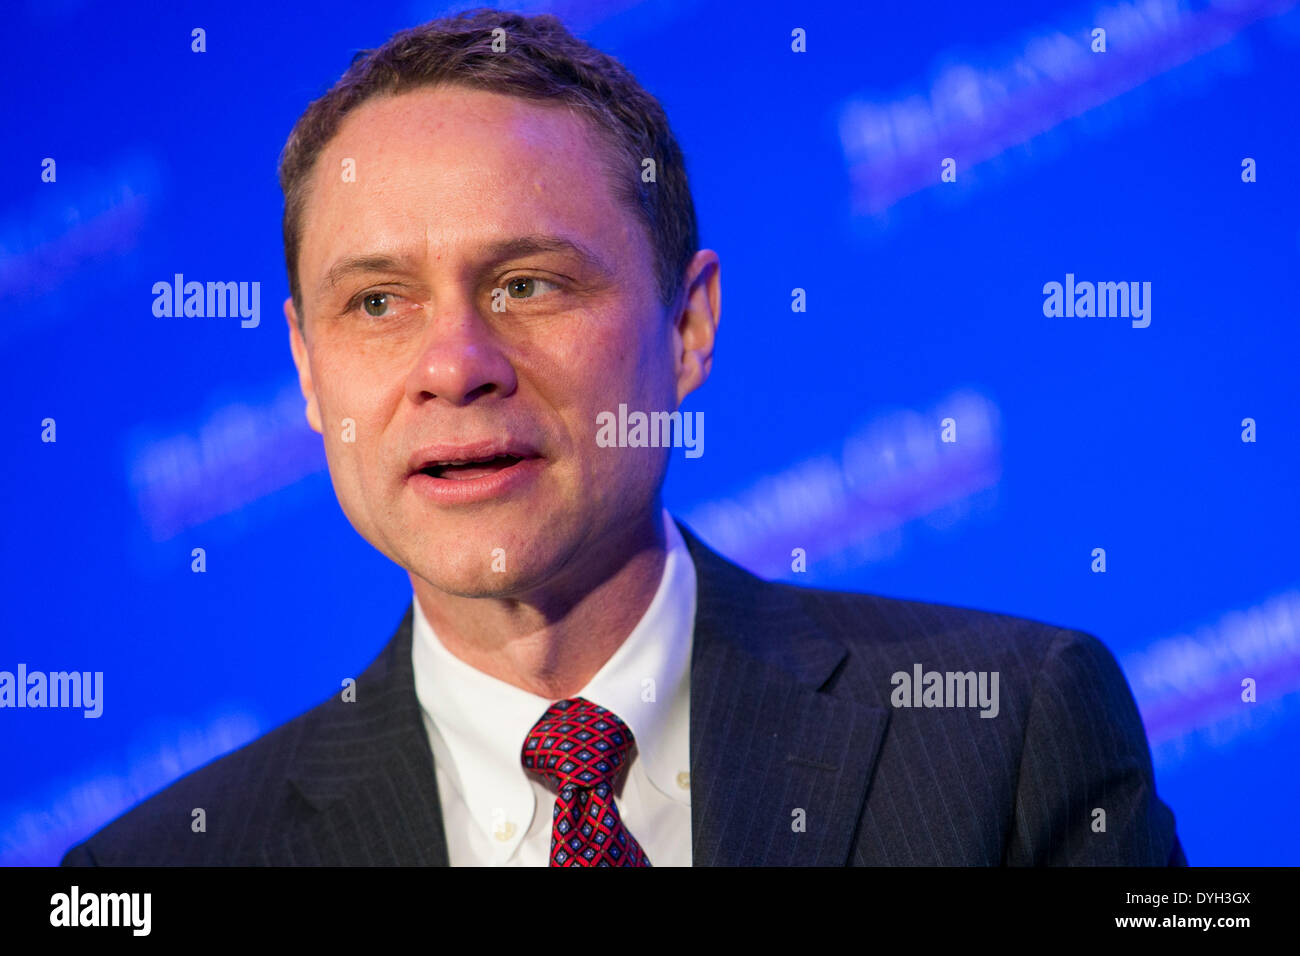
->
[2, 0, 1297, 865]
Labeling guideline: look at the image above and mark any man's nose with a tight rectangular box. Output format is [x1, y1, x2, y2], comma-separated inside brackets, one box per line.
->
[405, 305, 518, 406]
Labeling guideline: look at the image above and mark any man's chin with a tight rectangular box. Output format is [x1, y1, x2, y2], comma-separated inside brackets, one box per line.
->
[408, 563, 561, 601]
[399, 527, 581, 600]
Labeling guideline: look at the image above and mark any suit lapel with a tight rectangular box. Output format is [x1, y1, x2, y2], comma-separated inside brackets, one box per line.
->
[678, 520, 890, 866]
[269, 605, 450, 866]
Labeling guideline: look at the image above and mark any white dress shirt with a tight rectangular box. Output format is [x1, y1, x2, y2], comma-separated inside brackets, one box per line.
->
[411, 508, 696, 866]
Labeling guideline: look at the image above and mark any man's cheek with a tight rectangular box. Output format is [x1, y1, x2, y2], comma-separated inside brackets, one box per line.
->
[315, 394, 368, 487]
[323, 438, 379, 537]
[316, 374, 375, 448]
[321, 432, 357, 501]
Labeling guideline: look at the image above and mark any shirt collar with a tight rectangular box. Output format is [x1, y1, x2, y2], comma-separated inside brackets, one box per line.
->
[411, 508, 696, 850]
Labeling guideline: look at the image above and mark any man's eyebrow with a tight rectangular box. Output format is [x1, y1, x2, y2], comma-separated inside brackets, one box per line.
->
[481, 234, 612, 276]
[322, 254, 414, 293]
[319, 234, 612, 295]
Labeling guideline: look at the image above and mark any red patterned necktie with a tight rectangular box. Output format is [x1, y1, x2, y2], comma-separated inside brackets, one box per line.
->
[520, 696, 652, 867]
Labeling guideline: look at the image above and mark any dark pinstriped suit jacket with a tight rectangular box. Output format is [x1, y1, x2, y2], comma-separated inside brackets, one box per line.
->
[61, 518, 1186, 866]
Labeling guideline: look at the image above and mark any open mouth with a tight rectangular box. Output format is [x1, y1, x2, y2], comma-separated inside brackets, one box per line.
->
[418, 454, 528, 481]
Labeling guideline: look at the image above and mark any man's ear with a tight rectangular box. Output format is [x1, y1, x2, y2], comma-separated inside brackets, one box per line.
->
[673, 249, 721, 406]
[284, 296, 323, 434]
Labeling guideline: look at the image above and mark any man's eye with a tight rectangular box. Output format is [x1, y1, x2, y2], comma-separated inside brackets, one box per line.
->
[358, 291, 397, 317]
[505, 276, 559, 299]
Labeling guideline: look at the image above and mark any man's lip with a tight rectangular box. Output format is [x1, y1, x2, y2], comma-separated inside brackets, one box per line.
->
[407, 440, 541, 474]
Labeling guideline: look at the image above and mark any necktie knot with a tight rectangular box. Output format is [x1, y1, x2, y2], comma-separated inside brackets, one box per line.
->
[520, 696, 634, 793]
[520, 697, 650, 866]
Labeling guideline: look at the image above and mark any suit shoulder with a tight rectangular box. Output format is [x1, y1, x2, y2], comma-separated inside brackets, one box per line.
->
[775, 577, 1105, 670]
[61, 688, 344, 866]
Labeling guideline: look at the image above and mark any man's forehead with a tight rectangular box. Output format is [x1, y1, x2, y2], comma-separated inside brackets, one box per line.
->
[319, 85, 605, 181]
[297, 86, 630, 279]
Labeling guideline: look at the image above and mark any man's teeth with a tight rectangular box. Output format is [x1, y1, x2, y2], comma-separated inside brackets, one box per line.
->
[421, 455, 522, 478]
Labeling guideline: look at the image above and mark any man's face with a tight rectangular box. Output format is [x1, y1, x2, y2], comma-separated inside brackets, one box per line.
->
[286, 85, 702, 599]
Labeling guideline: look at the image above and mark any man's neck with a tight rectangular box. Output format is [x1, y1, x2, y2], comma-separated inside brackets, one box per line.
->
[410, 512, 669, 699]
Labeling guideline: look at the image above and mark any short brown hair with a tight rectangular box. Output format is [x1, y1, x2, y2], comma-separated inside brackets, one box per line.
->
[277, 7, 699, 321]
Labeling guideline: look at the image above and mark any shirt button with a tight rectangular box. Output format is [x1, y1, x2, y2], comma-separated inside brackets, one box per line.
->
[676, 771, 691, 790]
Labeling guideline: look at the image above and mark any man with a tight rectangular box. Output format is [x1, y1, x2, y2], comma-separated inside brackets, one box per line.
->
[62, 8, 1183, 867]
